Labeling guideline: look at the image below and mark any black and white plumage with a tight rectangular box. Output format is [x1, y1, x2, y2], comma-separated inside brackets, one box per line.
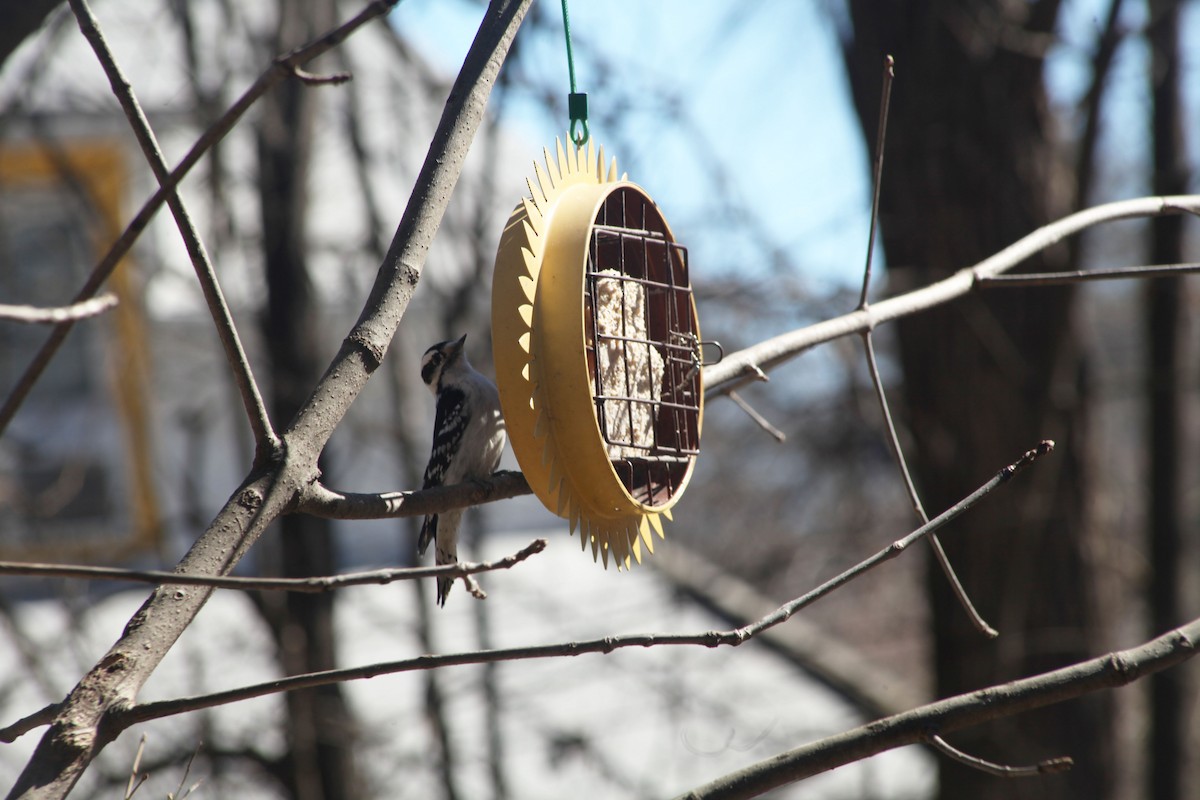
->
[417, 334, 507, 605]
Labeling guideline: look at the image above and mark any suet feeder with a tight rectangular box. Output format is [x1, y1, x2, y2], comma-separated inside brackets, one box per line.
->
[492, 139, 703, 568]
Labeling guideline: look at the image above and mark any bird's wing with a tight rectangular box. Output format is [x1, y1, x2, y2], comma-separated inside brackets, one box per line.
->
[417, 387, 467, 557]
[422, 386, 468, 489]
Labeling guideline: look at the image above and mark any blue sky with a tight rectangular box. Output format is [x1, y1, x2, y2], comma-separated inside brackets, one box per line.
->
[389, 0, 1200, 290]
[390, 0, 875, 290]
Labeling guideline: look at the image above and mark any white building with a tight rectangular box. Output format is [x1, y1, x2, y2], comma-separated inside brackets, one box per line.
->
[0, 3, 932, 797]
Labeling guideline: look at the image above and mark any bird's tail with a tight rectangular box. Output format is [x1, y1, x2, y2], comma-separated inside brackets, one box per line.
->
[435, 576, 452, 607]
[435, 540, 456, 606]
[419, 513, 456, 605]
[417, 515, 437, 555]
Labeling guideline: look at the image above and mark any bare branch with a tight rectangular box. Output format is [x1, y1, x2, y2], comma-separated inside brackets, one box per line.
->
[978, 261, 1200, 287]
[0, 539, 546, 592]
[857, 54, 893, 309]
[68, 0, 279, 462]
[0, 704, 61, 745]
[123, 735, 146, 800]
[735, 441, 1051, 640]
[673, 617, 1198, 799]
[297, 471, 532, 520]
[0, 294, 117, 324]
[861, 332, 998, 637]
[1071, 0, 1127, 217]
[290, 65, 353, 85]
[726, 391, 786, 442]
[15, 442, 1048, 733]
[117, 630, 744, 727]
[704, 194, 1200, 394]
[926, 734, 1073, 778]
[0, 0, 398, 440]
[653, 544, 925, 718]
[860, 335, 924, 522]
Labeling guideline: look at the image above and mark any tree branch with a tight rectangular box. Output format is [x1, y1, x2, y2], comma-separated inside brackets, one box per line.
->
[652, 543, 925, 719]
[288, 65, 353, 86]
[703, 194, 1200, 394]
[861, 331, 998, 637]
[0, 538, 546, 593]
[856, 54, 893, 309]
[672, 618, 1199, 799]
[3, 441, 1047, 734]
[297, 470, 531, 519]
[0, 294, 117, 324]
[0, 705, 61, 746]
[69, 0, 280, 463]
[977, 260, 1200, 287]
[725, 391, 786, 442]
[733, 441, 1051, 640]
[926, 734, 1072, 778]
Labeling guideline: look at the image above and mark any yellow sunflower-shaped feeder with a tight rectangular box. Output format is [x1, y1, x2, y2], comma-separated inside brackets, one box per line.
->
[492, 138, 703, 569]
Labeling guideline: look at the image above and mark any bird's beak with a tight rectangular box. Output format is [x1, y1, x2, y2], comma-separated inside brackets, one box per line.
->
[452, 333, 468, 355]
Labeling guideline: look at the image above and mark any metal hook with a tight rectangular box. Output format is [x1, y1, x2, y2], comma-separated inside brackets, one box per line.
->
[700, 340, 724, 367]
[669, 333, 722, 392]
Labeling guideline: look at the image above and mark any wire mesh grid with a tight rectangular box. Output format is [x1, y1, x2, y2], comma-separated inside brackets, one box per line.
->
[584, 187, 701, 507]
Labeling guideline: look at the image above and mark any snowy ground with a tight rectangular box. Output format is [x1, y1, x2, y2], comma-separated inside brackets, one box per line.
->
[0, 525, 934, 798]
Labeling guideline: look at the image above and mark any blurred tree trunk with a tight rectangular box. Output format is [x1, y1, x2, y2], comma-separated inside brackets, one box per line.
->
[0, 0, 62, 68]
[255, 0, 359, 798]
[841, 3, 1112, 799]
[1145, 2, 1186, 798]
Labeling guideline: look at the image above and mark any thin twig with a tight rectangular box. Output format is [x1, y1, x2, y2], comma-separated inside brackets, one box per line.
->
[27, 443, 1049, 732]
[736, 441, 1051, 639]
[123, 735, 147, 800]
[290, 65, 353, 85]
[463, 574, 488, 600]
[69, 0, 280, 462]
[861, 333, 998, 637]
[0, 294, 117, 324]
[861, 336, 925, 519]
[927, 734, 1073, 778]
[977, 261, 1200, 287]
[1071, 0, 1126, 223]
[857, 54, 894, 309]
[705, 194, 1200, 395]
[0, 539, 547, 592]
[168, 742, 204, 800]
[727, 391, 786, 442]
[0, 0, 398, 440]
[849, 53, 994, 637]
[674, 617, 1198, 799]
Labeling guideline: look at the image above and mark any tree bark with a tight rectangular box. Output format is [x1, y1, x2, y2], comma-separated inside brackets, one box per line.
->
[0, 0, 63, 69]
[841, 2, 1112, 798]
[1145, 2, 1186, 798]
[254, 2, 359, 797]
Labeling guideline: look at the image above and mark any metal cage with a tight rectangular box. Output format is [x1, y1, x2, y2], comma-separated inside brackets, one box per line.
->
[584, 186, 701, 508]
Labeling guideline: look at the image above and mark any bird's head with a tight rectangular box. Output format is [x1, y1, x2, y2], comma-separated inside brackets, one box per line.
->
[420, 333, 469, 393]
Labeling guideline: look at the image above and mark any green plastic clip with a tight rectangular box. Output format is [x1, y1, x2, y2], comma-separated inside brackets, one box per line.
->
[569, 92, 589, 146]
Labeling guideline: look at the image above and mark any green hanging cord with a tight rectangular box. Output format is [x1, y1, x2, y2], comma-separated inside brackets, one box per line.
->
[560, 0, 589, 146]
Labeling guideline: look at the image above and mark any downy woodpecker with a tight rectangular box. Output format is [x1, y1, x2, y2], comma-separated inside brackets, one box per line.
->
[417, 334, 506, 605]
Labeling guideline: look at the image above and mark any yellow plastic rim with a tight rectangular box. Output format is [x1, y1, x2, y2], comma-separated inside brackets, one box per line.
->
[492, 139, 703, 569]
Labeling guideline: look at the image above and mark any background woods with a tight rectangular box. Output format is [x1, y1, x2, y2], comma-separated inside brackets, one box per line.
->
[844, 3, 1103, 798]
[0, 1, 1197, 799]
